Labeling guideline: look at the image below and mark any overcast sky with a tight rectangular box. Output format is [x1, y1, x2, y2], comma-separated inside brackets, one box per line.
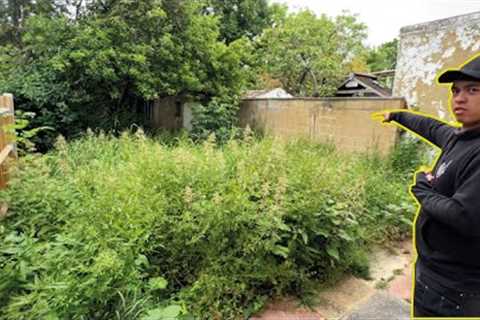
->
[270, 0, 480, 46]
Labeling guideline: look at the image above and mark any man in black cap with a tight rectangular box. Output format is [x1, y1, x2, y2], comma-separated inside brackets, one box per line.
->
[372, 54, 480, 317]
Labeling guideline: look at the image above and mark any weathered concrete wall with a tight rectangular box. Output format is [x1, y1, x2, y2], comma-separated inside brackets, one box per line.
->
[393, 12, 480, 119]
[151, 97, 182, 130]
[239, 98, 406, 154]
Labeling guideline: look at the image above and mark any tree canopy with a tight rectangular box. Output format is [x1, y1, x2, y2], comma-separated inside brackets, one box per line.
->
[203, 0, 273, 44]
[257, 9, 368, 96]
[366, 38, 398, 71]
[0, 0, 259, 148]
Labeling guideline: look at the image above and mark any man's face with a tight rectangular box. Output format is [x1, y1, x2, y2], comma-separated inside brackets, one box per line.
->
[451, 80, 480, 128]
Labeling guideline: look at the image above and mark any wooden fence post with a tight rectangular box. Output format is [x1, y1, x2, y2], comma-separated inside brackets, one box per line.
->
[0, 93, 16, 191]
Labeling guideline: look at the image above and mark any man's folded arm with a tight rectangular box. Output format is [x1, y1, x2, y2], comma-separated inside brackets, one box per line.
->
[412, 158, 480, 237]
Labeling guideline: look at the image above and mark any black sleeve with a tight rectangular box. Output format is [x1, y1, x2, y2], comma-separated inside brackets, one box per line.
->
[389, 111, 455, 148]
[412, 155, 480, 237]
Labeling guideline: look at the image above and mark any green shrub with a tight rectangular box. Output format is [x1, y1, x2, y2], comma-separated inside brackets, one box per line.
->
[189, 97, 241, 145]
[0, 132, 414, 319]
[388, 134, 427, 178]
[357, 151, 415, 243]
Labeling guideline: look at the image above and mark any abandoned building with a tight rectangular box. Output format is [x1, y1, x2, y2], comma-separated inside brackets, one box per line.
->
[335, 72, 392, 98]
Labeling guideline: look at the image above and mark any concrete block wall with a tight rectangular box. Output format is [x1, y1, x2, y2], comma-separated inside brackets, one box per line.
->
[239, 98, 406, 155]
[393, 11, 480, 119]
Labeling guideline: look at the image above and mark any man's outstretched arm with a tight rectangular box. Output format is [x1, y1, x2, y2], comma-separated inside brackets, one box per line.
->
[373, 110, 456, 149]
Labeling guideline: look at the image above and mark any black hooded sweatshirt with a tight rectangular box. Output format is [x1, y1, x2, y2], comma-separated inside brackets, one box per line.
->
[390, 111, 480, 293]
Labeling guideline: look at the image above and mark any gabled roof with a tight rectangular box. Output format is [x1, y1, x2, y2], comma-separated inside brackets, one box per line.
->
[336, 73, 392, 97]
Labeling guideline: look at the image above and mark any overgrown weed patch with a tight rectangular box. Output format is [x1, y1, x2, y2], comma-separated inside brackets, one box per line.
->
[0, 132, 415, 319]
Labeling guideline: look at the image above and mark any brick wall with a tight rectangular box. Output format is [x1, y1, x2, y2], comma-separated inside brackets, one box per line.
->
[393, 11, 480, 119]
[239, 98, 406, 154]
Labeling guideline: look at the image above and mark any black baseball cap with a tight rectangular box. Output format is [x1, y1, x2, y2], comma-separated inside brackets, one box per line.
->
[438, 55, 480, 83]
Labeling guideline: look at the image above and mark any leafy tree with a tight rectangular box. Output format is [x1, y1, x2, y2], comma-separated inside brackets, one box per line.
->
[344, 55, 370, 73]
[366, 38, 398, 72]
[203, 0, 273, 44]
[335, 11, 368, 63]
[257, 9, 367, 97]
[268, 2, 288, 25]
[0, 0, 68, 44]
[0, 0, 256, 149]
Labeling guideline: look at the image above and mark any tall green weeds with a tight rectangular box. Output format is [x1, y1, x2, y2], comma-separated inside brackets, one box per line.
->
[0, 132, 414, 319]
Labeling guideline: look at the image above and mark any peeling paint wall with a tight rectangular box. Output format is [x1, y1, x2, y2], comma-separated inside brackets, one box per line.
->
[393, 12, 480, 119]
